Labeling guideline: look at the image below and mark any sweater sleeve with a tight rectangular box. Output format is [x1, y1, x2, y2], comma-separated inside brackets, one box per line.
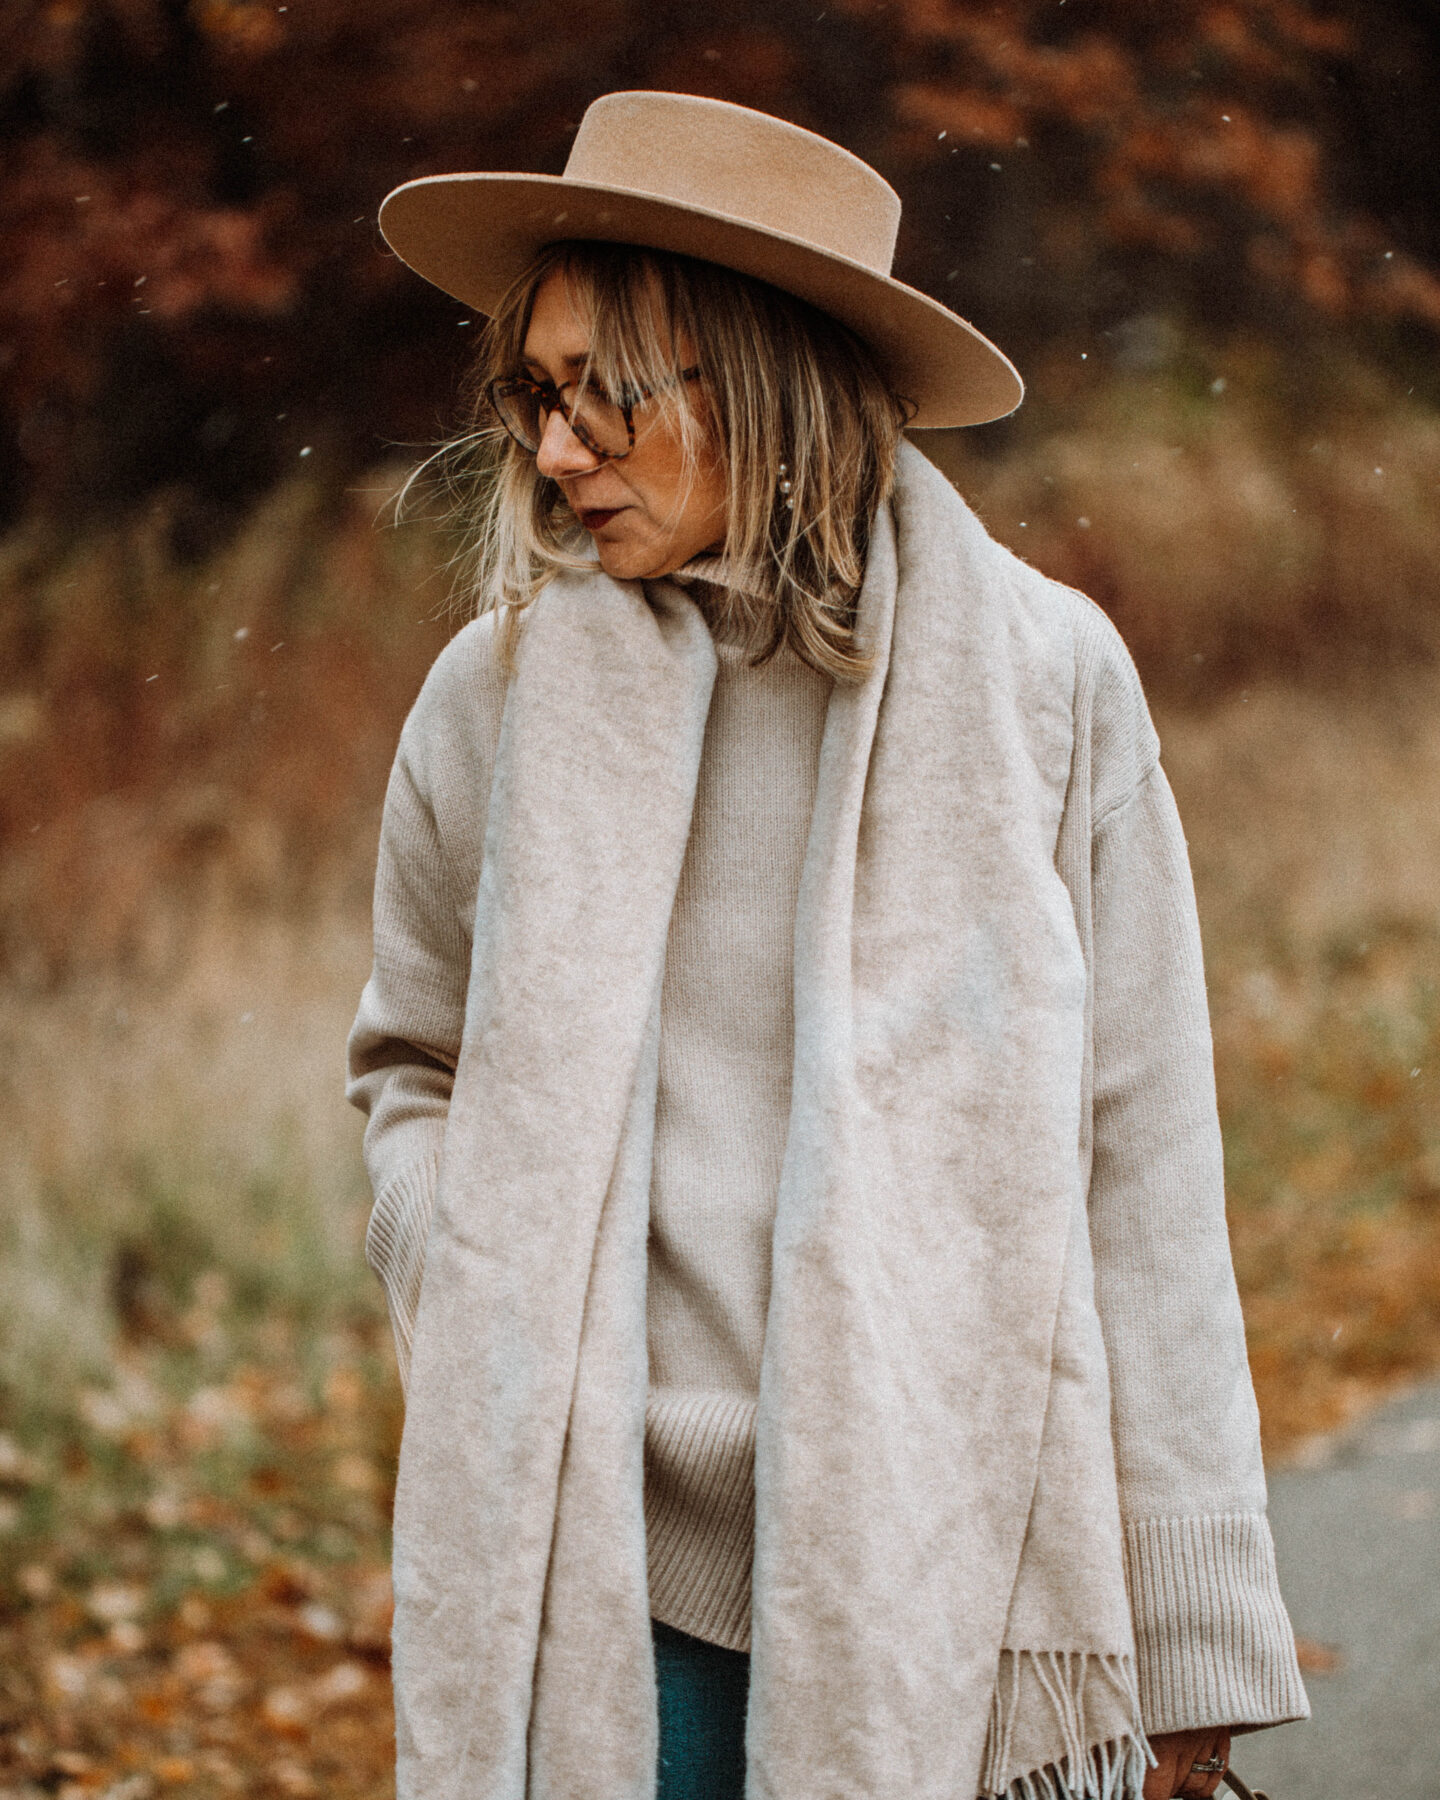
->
[346, 619, 504, 1388]
[346, 728, 470, 1388]
[1087, 759, 1309, 1736]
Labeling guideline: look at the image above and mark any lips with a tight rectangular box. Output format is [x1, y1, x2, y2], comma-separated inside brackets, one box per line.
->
[579, 508, 622, 531]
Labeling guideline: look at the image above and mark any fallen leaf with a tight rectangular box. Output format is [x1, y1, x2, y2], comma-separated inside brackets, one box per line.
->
[267, 1758, 317, 1796]
[100, 1777, 156, 1800]
[330, 1453, 376, 1492]
[347, 1567, 393, 1652]
[0, 1432, 42, 1485]
[143, 1491, 184, 1530]
[261, 1559, 320, 1604]
[323, 1368, 365, 1415]
[310, 1661, 368, 1709]
[294, 1601, 343, 1642]
[48, 1654, 90, 1699]
[199, 1752, 244, 1791]
[19, 1563, 55, 1600]
[87, 1581, 145, 1624]
[261, 1684, 311, 1734]
[191, 1545, 227, 1582]
[172, 1641, 238, 1684]
[177, 1595, 212, 1632]
[109, 1620, 146, 1654]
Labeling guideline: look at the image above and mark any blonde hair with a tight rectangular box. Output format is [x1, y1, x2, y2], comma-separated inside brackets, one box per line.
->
[433, 240, 911, 681]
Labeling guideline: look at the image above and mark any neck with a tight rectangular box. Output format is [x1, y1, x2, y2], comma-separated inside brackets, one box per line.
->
[669, 556, 776, 650]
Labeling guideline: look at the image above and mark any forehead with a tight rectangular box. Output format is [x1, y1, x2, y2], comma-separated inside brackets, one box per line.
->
[520, 267, 594, 368]
[518, 259, 679, 373]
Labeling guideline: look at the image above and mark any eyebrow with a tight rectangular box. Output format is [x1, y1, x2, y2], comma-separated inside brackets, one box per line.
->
[521, 351, 590, 374]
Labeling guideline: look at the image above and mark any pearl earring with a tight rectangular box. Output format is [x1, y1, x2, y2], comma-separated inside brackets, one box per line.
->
[777, 460, 794, 511]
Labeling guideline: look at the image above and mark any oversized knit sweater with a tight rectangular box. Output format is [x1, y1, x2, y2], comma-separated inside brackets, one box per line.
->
[644, 611, 832, 1651]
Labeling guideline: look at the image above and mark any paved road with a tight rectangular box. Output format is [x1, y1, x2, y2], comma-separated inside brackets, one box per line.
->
[1235, 1381, 1440, 1800]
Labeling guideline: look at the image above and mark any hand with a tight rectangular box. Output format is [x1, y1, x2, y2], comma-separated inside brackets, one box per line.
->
[1143, 1727, 1231, 1800]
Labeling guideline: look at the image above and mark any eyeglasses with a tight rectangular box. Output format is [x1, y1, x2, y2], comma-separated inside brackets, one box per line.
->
[487, 366, 701, 463]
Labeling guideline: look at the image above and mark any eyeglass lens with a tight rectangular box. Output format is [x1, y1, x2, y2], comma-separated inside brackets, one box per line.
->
[493, 381, 632, 460]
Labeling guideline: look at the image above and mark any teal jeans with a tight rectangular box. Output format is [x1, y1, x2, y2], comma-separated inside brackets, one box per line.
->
[653, 1619, 750, 1800]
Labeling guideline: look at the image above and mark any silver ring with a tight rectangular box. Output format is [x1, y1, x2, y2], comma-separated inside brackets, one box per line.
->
[1192, 1757, 1228, 1775]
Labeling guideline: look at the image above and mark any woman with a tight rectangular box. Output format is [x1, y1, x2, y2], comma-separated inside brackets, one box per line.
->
[348, 91, 1307, 1800]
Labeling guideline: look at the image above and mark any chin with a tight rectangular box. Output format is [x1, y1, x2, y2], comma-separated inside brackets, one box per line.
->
[595, 543, 658, 582]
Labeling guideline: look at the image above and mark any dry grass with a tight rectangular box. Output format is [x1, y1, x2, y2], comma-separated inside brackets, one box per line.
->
[0, 468, 451, 993]
[0, 911, 400, 1800]
[0, 1315, 401, 1800]
[931, 357, 1440, 700]
[1161, 682, 1440, 1455]
[0, 909, 376, 1416]
[0, 482, 427, 1796]
[3, 376, 1440, 1792]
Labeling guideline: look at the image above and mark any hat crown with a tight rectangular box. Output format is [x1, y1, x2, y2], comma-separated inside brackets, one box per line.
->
[564, 91, 902, 276]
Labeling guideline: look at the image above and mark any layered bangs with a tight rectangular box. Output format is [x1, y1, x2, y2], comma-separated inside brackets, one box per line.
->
[429, 239, 910, 682]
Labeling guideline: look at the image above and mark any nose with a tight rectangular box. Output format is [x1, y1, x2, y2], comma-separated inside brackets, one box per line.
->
[535, 405, 602, 481]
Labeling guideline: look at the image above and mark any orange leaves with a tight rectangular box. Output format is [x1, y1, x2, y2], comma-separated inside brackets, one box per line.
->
[0, 150, 298, 332]
[896, 15, 1143, 135]
[0, 138, 300, 457]
[262, 1661, 371, 1734]
[1294, 247, 1349, 315]
[172, 1637, 249, 1713]
[1245, 225, 1440, 328]
[1090, 105, 1324, 265]
[1201, 0, 1351, 66]
[1096, 180, 1206, 258]
[1376, 260, 1440, 332]
[0, 0, 1436, 525]
[988, 32, 1140, 131]
[190, 0, 288, 57]
[153, 1755, 200, 1784]
[874, 0, 1438, 344]
[1201, 908, 1440, 1453]
[894, 83, 1027, 152]
[1111, 111, 1321, 227]
[0, 1305, 400, 1799]
[647, 31, 796, 110]
[26, 0, 170, 75]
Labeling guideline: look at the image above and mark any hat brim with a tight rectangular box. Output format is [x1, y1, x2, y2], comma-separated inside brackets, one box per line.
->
[378, 173, 1022, 429]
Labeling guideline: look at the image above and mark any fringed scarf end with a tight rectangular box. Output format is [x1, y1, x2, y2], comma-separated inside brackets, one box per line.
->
[980, 1652, 1152, 1800]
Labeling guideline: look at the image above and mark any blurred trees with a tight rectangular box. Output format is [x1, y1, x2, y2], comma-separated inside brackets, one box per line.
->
[877, 1, 1440, 343]
[2, 0, 1438, 536]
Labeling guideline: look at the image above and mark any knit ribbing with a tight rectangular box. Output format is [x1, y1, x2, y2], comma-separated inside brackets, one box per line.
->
[645, 1394, 757, 1651]
[645, 631, 831, 1647]
[1123, 1514, 1309, 1733]
[364, 1150, 441, 1386]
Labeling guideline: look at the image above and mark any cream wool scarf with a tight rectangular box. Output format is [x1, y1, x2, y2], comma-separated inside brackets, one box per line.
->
[391, 443, 1149, 1800]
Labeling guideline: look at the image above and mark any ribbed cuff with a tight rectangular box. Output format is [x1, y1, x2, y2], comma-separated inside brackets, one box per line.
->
[364, 1151, 441, 1392]
[644, 1393, 756, 1652]
[1124, 1513, 1310, 1734]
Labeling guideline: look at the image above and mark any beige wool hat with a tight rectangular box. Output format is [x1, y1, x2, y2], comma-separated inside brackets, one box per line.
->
[378, 90, 1022, 429]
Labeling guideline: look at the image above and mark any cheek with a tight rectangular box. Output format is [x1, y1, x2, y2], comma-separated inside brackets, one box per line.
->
[665, 448, 726, 533]
[630, 420, 721, 523]
[691, 430, 730, 519]
[697, 463, 729, 524]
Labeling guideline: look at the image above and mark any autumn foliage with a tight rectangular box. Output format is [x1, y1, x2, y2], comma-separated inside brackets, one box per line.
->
[2, 0, 1439, 528]
[6, 13, 1440, 1790]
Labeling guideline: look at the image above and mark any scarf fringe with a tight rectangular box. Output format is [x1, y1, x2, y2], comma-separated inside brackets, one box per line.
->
[980, 1652, 1154, 1800]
